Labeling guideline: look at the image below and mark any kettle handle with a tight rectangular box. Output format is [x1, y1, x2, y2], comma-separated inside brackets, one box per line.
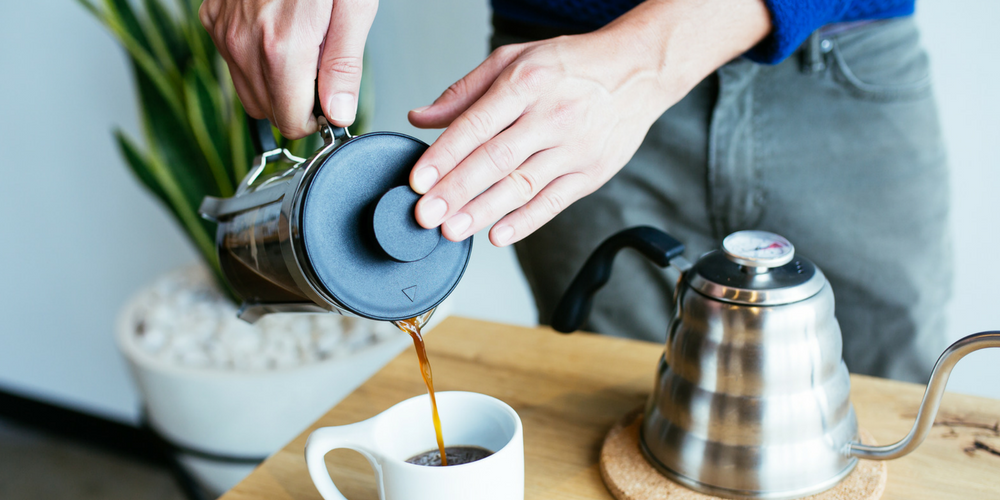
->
[847, 331, 1000, 460]
[551, 226, 685, 333]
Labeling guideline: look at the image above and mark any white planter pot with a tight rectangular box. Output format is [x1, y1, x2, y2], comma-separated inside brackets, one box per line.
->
[116, 267, 448, 495]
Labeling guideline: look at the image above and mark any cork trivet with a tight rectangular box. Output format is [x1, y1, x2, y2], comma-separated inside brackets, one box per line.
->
[600, 409, 887, 500]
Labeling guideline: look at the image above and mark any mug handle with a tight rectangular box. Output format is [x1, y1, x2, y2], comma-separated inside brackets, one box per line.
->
[304, 421, 383, 500]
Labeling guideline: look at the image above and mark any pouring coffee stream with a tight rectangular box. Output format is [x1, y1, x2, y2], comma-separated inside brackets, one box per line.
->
[393, 311, 449, 466]
[552, 226, 1000, 499]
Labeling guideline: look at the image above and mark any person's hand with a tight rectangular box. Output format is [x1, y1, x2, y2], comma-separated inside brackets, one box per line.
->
[199, 0, 377, 138]
[407, 0, 770, 247]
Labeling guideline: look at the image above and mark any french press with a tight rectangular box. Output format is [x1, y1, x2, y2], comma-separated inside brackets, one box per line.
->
[553, 226, 999, 499]
[199, 117, 472, 323]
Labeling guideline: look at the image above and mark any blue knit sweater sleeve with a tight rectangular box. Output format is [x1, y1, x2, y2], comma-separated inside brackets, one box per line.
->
[746, 0, 915, 64]
[491, 0, 915, 65]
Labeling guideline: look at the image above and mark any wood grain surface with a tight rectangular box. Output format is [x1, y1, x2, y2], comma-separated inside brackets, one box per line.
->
[220, 317, 1000, 500]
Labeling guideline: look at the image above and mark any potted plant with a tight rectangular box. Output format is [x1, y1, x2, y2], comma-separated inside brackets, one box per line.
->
[77, 0, 410, 495]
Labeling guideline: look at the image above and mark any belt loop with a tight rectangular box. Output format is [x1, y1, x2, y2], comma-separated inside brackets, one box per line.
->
[801, 31, 827, 74]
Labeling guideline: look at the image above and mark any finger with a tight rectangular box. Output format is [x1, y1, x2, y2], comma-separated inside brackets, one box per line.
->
[408, 84, 529, 214]
[413, 115, 554, 228]
[318, 0, 378, 127]
[199, 5, 264, 119]
[408, 43, 529, 129]
[226, 59, 267, 119]
[438, 148, 565, 242]
[232, 58, 274, 122]
[489, 172, 595, 246]
[210, 19, 274, 122]
[260, 28, 319, 138]
[197, 0, 220, 33]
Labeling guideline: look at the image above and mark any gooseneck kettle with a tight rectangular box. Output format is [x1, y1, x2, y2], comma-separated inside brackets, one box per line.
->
[199, 116, 472, 323]
[553, 226, 999, 499]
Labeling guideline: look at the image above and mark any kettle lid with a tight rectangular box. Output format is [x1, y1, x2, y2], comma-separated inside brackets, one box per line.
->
[300, 132, 472, 321]
[687, 231, 826, 306]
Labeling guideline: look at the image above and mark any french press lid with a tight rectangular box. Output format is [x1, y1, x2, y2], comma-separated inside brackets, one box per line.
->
[299, 130, 472, 321]
[686, 230, 825, 306]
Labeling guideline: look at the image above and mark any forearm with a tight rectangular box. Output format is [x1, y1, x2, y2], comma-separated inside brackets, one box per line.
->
[594, 0, 771, 110]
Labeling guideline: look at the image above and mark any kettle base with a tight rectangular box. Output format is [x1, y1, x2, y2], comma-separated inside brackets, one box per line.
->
[599, 409, 887, 500]
[639, 437, 856, 500]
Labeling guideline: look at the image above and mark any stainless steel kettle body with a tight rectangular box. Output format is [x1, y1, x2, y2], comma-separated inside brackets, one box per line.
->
[643, 261, 857, 498]
[552, 226, 999, 499]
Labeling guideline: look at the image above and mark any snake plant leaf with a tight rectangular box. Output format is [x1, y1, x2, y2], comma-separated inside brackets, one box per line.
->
[143, 0, 187, 63]
[228, 98, 254, 182]
[184, 65, 234, 195]
[74, 0, 100, 18]
[120, 133, 216, 267]
[115, 129, 170, 210]
[88, 0, 186, 120]
[122, 74, 218, 272]
[132, 60, 219, 220]
[104, 0, 151, 52]
[140, 0, 185, 89]
[121, 125, 238, 302]
[145, 150, 220, 275]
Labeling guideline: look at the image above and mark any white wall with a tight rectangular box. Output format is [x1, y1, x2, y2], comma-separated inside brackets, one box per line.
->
[0, 0, 995, 426]
[916, 2, 1000, 397]
[0, 0, 197, 422]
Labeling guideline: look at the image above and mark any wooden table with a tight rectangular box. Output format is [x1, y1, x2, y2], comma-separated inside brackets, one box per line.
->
[222, 317, 1000, 500]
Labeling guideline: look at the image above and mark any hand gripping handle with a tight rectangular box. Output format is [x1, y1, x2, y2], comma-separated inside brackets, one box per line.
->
[551, 226, 685, 333]
[249, 83, 348, 156]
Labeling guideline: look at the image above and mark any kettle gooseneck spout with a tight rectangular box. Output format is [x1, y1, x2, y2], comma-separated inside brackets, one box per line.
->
[847, 331, 1000, 460]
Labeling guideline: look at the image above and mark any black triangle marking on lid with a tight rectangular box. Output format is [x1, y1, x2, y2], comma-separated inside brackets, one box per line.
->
[402, 285, 417, 302]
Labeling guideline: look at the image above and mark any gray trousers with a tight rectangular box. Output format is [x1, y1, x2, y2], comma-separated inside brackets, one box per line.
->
[496, 18, 951, 383]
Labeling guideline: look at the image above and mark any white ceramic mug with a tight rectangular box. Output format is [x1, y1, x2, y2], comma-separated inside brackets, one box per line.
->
[305, 391, 524, 500]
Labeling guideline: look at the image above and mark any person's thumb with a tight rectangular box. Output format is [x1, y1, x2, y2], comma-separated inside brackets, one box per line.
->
[318, 0, 378, 127]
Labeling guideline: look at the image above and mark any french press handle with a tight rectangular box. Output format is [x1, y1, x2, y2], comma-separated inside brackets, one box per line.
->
[250, 117, 278, 155]
[249, 87, 350, 156]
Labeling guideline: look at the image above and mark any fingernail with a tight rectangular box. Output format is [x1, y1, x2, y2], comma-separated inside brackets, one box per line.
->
[329, 93, 356, 123]
[410, 105, 430, 114]
[418, 197, 447, 225]
[494, 225, 514, 245]
[412, 166, 439, 194]
[445, 213, 472, 236]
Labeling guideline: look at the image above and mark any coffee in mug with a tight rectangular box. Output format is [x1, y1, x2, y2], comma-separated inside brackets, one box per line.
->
[305, 391, 524, 500]
[406, 445, 494, 466]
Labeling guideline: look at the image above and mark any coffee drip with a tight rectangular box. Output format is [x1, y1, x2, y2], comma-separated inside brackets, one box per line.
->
[393, 311, 448, 465]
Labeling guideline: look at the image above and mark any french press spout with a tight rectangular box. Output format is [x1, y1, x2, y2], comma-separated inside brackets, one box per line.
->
[553, 226, 1000, 499]
[199, 116, 472, 323]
